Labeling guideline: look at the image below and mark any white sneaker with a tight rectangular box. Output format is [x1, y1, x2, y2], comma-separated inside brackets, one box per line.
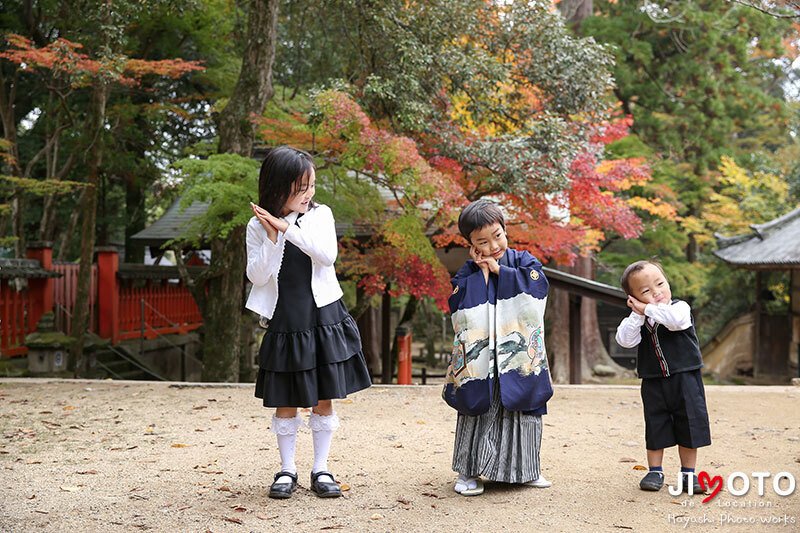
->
[525, 476, 552, 488]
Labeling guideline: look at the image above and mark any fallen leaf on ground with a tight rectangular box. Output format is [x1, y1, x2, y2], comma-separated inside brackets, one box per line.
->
[77, 470, 97, 475]
[619, 457, 637, 463]
[339, 483, 350, 491]
[171, 443, 190, 448]
[632, 465, 647, 471]
[370, 513, 384, 520]
[222, 516, 243, 524]
[63, 406, 77, 411]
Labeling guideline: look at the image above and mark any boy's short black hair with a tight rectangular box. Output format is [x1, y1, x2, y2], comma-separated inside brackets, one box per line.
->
[620, 260, 668, 295]
[458, 199, 505, 243]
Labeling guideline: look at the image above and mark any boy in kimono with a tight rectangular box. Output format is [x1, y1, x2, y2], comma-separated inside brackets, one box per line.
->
[444, 199, 553, 496]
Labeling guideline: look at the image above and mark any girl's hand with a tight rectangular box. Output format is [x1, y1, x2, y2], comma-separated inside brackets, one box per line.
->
[250, 202, 285, 242]
[627, 295, 647, 315]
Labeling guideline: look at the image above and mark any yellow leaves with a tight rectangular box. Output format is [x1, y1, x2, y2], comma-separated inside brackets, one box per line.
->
[702, 155, 790, 239]
[626, 196, 677, 219]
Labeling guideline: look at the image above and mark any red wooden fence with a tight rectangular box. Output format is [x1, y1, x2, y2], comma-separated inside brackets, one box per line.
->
[52, 262, 98, 334]
[118, 283, 203, 340]
[1, 245, 203, 357]
[0, 280, 37, 357]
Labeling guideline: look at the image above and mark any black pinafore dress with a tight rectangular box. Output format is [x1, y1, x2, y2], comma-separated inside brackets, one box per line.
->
[254, 218, 371, 407]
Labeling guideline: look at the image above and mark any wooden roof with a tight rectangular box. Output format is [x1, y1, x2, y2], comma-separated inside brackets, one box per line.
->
[0, 259, 61, 279]
[714, 206, 800, 269]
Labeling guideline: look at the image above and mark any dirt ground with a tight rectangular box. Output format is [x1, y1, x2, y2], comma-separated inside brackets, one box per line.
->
[1, 379, 799, 533]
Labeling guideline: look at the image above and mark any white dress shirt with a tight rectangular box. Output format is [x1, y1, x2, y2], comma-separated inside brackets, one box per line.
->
[615, 300, 693, 349]
[245, 203, 344, 319]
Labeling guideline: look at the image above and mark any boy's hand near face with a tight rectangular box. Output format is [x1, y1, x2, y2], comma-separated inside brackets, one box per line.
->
[470, 246, 498, 285]
[470, 246, 500, 275]
[627, 295, 647, 315]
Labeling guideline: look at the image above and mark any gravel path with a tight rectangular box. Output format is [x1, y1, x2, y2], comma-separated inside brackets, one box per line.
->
[1, 379, 799, 532]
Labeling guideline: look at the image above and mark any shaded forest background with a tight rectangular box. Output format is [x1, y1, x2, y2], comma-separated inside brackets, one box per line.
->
[2, 0, 799, 380]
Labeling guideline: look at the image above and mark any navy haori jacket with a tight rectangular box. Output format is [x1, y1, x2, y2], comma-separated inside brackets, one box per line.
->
[442, 248, 553, 416]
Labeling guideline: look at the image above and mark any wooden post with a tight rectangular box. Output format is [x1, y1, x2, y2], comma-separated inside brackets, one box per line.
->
[569, 294, 582, 384]
[381, 287, 392, 384]
[754, 271, 762, 378]
[96, 247, 120, 344]
[26, 241, 55, 328]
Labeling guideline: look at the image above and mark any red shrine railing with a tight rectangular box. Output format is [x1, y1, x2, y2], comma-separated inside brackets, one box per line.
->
[0, 244, 203, 358]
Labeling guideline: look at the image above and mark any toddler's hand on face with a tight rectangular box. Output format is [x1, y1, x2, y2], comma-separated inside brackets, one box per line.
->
[627, 295, 646, 315]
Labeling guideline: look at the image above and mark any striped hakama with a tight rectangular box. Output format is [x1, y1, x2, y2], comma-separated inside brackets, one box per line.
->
[451, 380, 542, 483]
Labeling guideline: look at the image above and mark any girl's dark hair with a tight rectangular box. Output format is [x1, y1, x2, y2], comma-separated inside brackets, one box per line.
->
[458, 199, 505, 242]
[620, 260, 667, 295]
[258, 146, 316, 216]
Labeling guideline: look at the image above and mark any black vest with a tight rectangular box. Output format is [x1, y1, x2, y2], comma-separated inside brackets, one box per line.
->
[636, 300, 703, 379]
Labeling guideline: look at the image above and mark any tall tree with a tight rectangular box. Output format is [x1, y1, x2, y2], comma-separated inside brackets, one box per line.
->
[179, 0, 280, 382]
[0, 5, 202, 374]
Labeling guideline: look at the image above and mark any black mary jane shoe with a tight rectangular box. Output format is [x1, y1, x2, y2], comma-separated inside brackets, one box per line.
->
[268, 471, 298, 499]
[310, 471, 342, 498]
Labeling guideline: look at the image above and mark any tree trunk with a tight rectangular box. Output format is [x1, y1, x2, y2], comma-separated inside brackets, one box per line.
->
[70, 80, 108, 376]
[546, 283, 571, 384]
[575, 254, 626, 380]
[217, 0, 279, 155]
[558, 0, 593, 29]
[124, 174, 146, 263]
[56, 190, 83, 261]
[199, 0, 279, 381]
[355, 286, 381, 377]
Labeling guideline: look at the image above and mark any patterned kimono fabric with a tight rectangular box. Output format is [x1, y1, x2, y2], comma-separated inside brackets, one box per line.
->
[443, 249, 553, 483]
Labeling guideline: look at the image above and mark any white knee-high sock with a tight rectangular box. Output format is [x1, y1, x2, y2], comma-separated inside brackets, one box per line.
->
[272, 415, 303, 483]
[309, 412, 340, 479]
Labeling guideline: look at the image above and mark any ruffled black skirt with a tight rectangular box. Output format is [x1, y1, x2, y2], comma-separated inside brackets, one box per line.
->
[254, 235, 371, 407]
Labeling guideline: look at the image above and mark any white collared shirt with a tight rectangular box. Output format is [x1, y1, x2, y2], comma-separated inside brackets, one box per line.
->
[245, 203, 344, 319]
[615, 300, 693, 348]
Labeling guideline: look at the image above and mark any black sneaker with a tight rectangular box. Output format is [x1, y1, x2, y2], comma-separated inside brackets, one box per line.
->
[639, 471, 665, 491]
[683, 473, 704, 494]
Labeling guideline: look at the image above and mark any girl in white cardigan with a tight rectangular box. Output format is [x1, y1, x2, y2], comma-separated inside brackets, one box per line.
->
[246, 146, 371, 500]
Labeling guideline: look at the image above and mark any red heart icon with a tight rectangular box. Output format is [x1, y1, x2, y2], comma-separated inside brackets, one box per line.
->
[699, 471, 723, 503]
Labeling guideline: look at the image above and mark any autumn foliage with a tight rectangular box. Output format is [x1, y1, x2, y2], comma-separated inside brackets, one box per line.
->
[0, 34, 203, 86]
[255, 89, 672, 306]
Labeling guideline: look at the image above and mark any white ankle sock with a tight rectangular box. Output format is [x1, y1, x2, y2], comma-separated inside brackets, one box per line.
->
[271, 415, 303, 483]
[455, 474, 478, 491]
[309, 412, 340, 482]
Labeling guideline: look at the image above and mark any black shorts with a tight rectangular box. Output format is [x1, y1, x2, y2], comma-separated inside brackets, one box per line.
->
[640, 369, 711, 450]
